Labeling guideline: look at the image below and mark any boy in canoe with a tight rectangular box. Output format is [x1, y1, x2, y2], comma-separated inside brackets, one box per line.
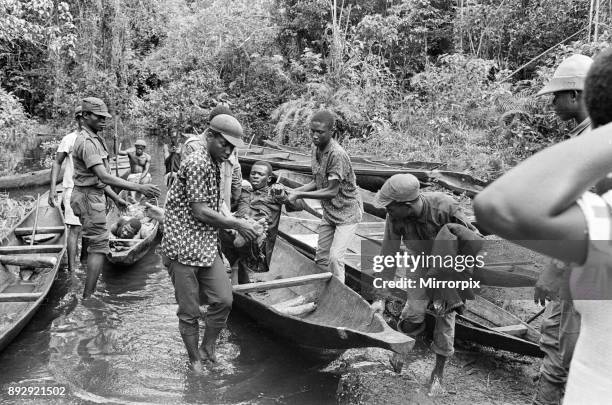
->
[371, 173, 480, 395]
[221, 161, 306, 283]
[161, 114, 258, 372]
[71, 97, 160, 298]
[49, 105, 83, 271]
[473, 48, 612, 404]
[118, 139, 152, 203]
[528, 54, 593, 405]
[286, 110, 363, 283]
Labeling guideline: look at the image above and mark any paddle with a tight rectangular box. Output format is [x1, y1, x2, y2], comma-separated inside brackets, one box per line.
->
[233, 273, 332, 293]
[29, 194, 40, 246]
[526, 307, 546, 324]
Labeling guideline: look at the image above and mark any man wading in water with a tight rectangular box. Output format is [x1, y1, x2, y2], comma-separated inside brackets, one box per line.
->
[161, 114, 258, 372]
[71, 97, 160, 298]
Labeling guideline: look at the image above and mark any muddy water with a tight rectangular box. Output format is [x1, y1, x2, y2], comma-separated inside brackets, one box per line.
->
[0, 135, 339, 404]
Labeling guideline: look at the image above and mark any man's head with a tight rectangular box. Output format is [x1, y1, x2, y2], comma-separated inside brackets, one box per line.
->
[584, 48, 612, 129]
[206, 114, 244, 162]
[249, 161, 274, 190]
[373, 174, 424, 220]
[537, 54, 593, 121]
[134, 139, 146, 156]
[81, 97, 111, 133]
[310, 110, 335, 148]
[117, 217, 142, 239]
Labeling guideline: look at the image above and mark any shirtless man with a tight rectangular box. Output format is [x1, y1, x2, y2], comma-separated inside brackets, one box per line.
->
[119, 139, 151, 202]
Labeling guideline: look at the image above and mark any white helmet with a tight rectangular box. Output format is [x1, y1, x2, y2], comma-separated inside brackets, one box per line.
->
[537, 54, 594, 96]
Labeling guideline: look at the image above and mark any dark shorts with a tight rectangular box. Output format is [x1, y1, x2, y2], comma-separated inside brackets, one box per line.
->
[71, 186, 109, 254]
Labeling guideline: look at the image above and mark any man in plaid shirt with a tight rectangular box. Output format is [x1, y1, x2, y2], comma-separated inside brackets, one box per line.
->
[161, 114, 257, 372]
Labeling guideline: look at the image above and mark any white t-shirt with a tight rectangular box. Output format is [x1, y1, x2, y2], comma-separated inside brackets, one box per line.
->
[563, 192, 612, 404]
[57, 130, 79, 189]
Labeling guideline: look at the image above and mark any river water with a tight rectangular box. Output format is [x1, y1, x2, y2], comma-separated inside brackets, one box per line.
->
[0, 135, 338, 404]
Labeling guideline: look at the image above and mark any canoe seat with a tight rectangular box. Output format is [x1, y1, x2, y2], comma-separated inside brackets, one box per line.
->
[0, 245, 64, 254]
[233, 273, 332, 293]
[15, 226, 64, 236]
[491, 324, 528, 337]
[0, 292, 42, 302]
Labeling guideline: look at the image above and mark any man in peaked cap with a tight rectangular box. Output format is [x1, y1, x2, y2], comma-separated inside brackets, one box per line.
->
[530, 54, 593, 405]
[371, 173, 480, 395]
[71, 97, 160, 298]
[49, 104, 84, 271]
[161, 112, 258, 372]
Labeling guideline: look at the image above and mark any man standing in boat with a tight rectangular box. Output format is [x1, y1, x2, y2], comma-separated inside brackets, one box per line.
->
[286, 110, 362, 283]
[71, 97, 160, 298]
[371, 173, 480, 395]
[161, 114, 258, 372]
[49, 105, 83, 271]
[118, 139, 152, 203]
[528, 54, 593, 405]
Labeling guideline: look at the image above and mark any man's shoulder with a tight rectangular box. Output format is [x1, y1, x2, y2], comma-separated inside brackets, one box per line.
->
[329, 139, 348, 155]
[183, 148, 212, 168]
[423, 192, 459, 209]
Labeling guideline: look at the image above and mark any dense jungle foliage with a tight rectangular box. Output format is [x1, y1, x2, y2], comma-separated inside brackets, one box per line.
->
[1, 0, 611, 179]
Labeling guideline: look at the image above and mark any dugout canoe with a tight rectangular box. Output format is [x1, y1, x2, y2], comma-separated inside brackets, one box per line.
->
[274, 168, 487, 235]
[106, 198, 160, 266]
[241, 144, 486, 195]
[0, 192, 66, 352]
[232, 237, 414, 356]
[259, 140, 446, 170]
[276, 214, 542, 356]
[0, 156, 131, 190]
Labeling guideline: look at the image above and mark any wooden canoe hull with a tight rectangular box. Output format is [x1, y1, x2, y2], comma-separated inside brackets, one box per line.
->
[106, 199, 160, 266]
[0, 192, 66, 352]
[239, 145, 487, 195]
[0, 156, 130, 190]
[232, 237, 414, 355]
[279, 224, 543, 357]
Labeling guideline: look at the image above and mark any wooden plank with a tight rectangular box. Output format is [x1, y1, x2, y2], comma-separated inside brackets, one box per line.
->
[491, 324, 528, 337]
[0, 292, 42, 302]
[14, 226, 65, 236]
[0, 245, 64, 254]
[0, 255, 57, 268]
[233, 273, 332, 293]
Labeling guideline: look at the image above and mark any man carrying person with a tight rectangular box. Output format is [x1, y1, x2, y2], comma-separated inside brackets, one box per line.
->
[371, 173, 480, 395]
[118, 139, 152, 203]
[221, 161, 305, 284]
[286, 110, 362, 283]
[183, 105, 242, 213]
[49, 105, 83, 271]
[161, 114, 258, 372]
[71, 97, 160, 298]
[528, 54, 593, 405]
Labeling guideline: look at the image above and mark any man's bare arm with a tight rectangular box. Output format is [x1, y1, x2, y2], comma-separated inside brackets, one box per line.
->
[91, 164, 160, 197]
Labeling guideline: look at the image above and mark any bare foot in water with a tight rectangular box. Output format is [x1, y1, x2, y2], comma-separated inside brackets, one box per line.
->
[427, 375, 445, 397]
[189, 359, 205, 374]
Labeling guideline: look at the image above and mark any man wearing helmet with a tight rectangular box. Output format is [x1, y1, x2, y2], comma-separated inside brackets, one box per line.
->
[531, 54, 593, 405]
[161, 113, 258, 372]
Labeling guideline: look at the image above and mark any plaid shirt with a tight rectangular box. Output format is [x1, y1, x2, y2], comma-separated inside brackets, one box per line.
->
[311, 139, 362, 225]
[161, 148, 221, 267]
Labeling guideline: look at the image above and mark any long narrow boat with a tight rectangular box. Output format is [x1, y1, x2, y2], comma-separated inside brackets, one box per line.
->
[275, 168, 487, 236]
[276, 214, 542, 356]
[240, 144, 487, 196]
[0, 156, 131, 190]
[232, 237, 414, 356]
[257, 140, 446, 170]
[106, 199, 160, 266]
[0, 192, 67, 352]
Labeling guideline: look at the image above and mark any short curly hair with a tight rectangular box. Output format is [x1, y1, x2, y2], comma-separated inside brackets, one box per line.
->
[585, 48, 612, 128]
